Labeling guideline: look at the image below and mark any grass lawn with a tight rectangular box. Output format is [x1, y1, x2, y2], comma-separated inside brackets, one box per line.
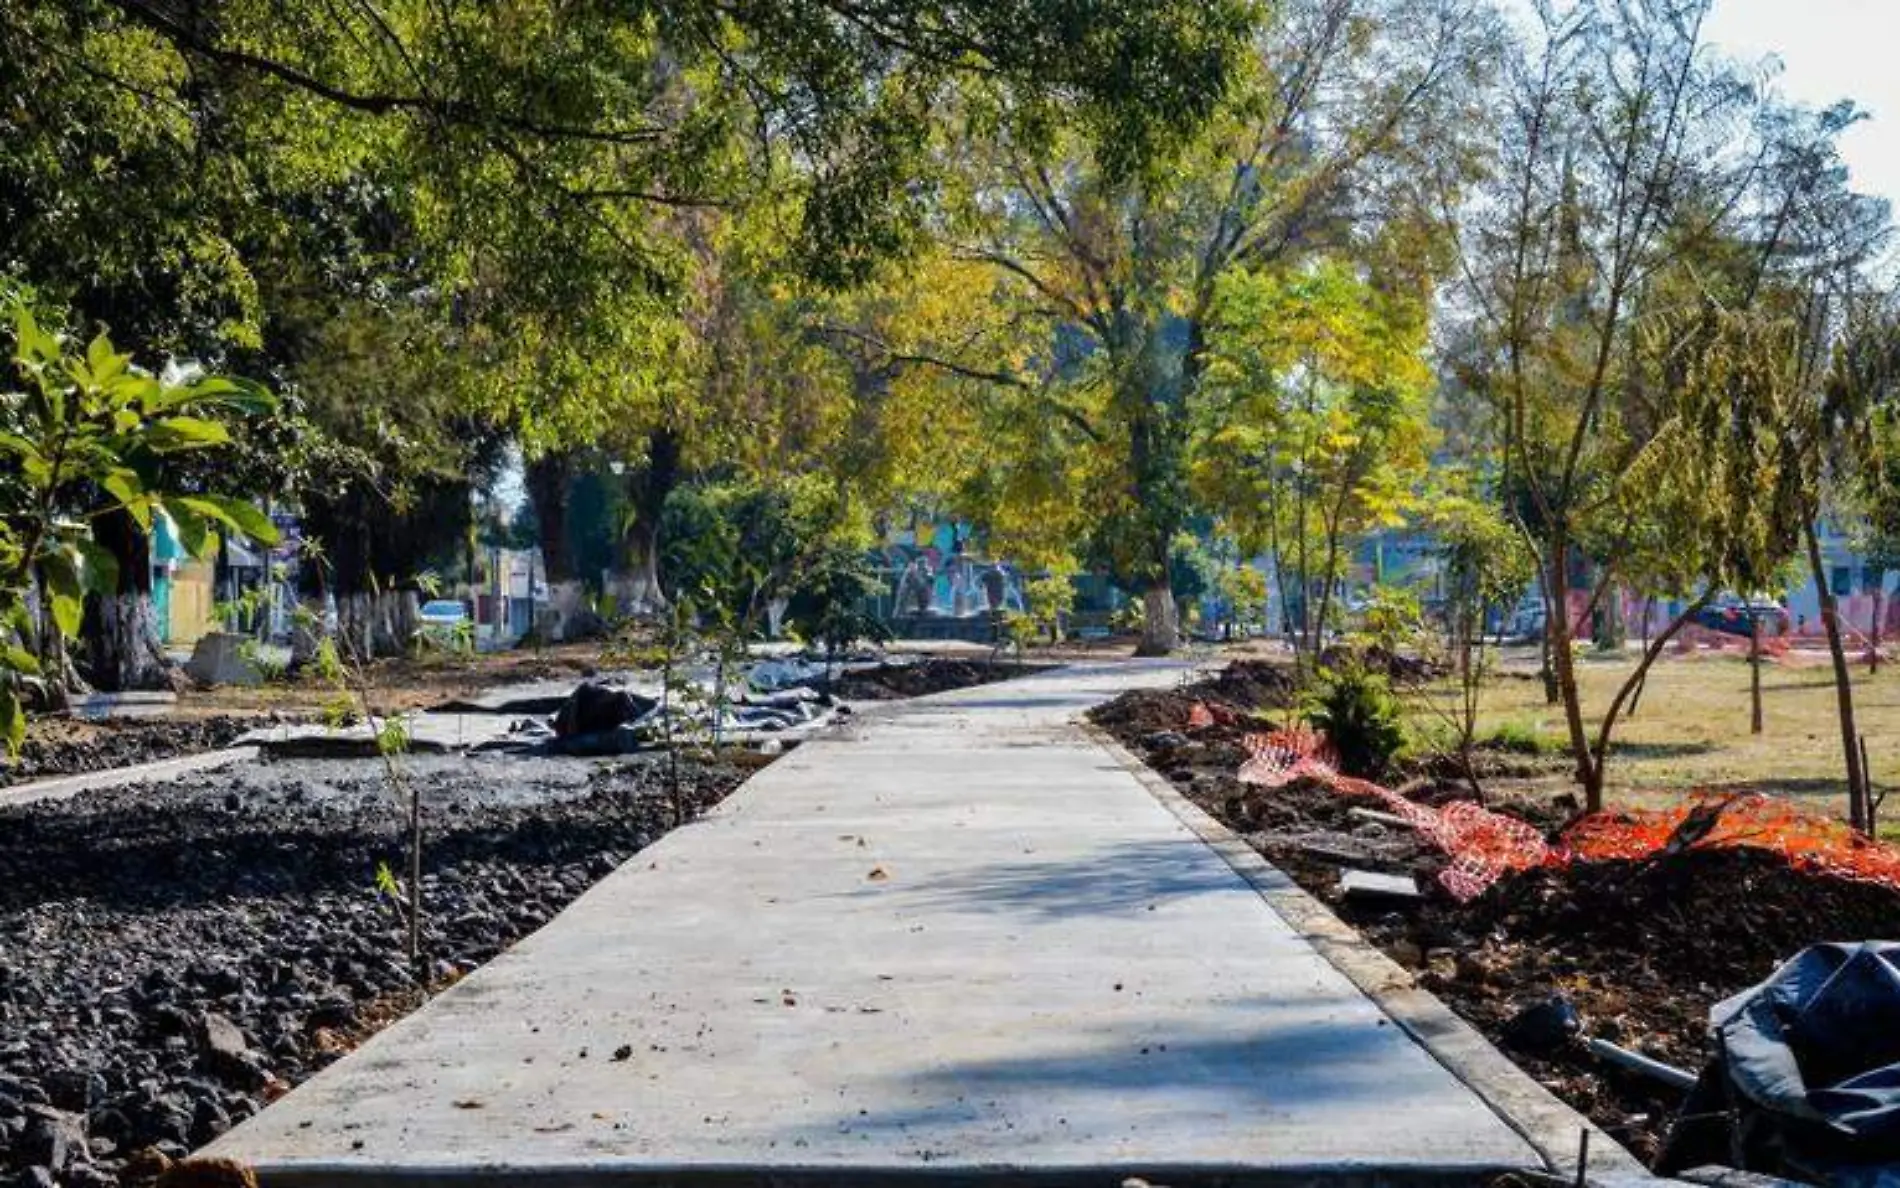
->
[1409, 646, 1900, 835]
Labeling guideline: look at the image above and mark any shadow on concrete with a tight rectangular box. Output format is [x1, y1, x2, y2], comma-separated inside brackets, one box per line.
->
[807, 1010, 1456, 1144]
[876, 838, 1244, 921]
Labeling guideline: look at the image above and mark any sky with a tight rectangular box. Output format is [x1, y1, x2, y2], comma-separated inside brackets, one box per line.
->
[1695, 1, 1900, 208]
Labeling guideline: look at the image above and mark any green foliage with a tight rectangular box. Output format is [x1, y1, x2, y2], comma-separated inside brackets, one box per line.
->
[1305, 665, 1406, 780]
[785, 544, 889, 659]
[0, 301, 276, 750]
[375, 716, 411, 758]
[237, 638, 288, 683]
[1214, 565, 1269, 632]
[661, 483, 807, 627]
[1356, 586, 1424, 656]
[1484, 719, 1558, 757]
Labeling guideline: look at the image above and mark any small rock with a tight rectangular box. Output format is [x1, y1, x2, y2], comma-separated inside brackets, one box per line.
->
[1339, 869, 1421, 903]
[1500, 994, 1582, 1055]
[45, 1069, 107, 1112]
[122, 1145, 175, 1184]
[1389, 940, 1424, 969]
[21, 1104, 88, 1173]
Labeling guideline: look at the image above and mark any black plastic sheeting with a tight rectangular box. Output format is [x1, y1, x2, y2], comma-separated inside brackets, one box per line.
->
[1662, 943, 1900, 1184]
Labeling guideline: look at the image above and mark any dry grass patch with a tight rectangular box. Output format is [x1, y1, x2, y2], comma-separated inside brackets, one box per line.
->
[1407, 648, 1900, 836]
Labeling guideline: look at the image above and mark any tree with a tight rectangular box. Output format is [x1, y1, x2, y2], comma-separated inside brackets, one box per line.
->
[1446, 0, 1855, 811]
[2, 299, 277, 740]
[1194, 260, 1435, 667]
[875, 0, 1487, 654]
[1422, 488, 1534, 795]
[8, 0, 1252, 665]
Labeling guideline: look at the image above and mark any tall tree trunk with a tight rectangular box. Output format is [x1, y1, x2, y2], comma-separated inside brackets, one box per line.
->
[1750, 610, 1764, 735]
[1594, 580, 1626, 651]
[1547, 541, 1600, 810]
[525, 452, 576, 586]
[1871, 577, 1884, 675]
[81, 508, 171, 692]
[609, 427, 681, 618]
[1629, 595, 1654, 718]
[526, 452, 592, 642]
[1807, 522, 1868, 831]
[1136, 580, 1179, 657]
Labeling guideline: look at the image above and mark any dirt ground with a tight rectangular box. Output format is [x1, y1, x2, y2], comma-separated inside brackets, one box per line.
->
[1090, 657, 1900, 1168]
[179, 643, 610, 718]
[0, 717, 262, 789]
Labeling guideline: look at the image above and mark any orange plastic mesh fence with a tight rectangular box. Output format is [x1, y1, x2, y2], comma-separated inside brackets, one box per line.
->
[1560, 793, 1900, 891]
[1225, 717, 1900, 900]
[1237, 727, 1549, 900]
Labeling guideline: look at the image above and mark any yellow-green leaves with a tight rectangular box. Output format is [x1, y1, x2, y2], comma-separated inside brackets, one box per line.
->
[2, 304, 278, 717]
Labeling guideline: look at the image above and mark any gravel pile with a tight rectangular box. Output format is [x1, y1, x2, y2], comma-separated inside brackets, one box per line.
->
[0, 750, 756, 1186]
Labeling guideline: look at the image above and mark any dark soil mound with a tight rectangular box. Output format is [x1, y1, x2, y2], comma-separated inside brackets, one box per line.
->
[1088, 687, 1200, 738]
[1088, 659, 1299, 747]
[1350, 849, 1900, 1164]
[1196, 660, 1300, 709]
[831, 658, 1022, 700]
[1, 717, 259, 788]
[1318, 644, 1447, 685]
[1472, 849, 1900, 986]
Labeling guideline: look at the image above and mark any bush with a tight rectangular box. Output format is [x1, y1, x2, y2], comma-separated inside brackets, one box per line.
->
[1305, 664, 1406, 779]
[1483, 718, 1556, 755]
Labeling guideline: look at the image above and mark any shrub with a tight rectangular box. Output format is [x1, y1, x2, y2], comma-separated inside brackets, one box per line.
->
[1305, 664, 1406, 779]
[1484, 718, 1556, 755]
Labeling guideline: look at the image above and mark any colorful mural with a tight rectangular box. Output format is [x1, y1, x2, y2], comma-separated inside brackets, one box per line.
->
[874, 520, 1025, 619]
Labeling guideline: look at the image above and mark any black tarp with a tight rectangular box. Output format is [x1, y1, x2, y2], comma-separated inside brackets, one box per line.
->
[1662, 942, 1900, 1185]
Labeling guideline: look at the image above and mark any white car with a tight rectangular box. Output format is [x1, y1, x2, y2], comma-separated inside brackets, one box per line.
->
[417, 599, 470, 643]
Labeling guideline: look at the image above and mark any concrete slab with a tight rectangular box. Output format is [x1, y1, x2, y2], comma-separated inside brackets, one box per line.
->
[204, 661, 1557, 1185]
[0, 745, 260, 808]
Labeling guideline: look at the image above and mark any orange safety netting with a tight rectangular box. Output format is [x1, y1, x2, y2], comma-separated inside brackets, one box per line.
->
[1562, 793, 1900, 891]
[1221, 714, 1900, 901]
[1236, 727, 1550, 901]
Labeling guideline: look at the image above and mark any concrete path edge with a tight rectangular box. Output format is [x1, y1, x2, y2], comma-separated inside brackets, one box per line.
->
[1085, 724, 1649, 1184]
[0, 744, 260, 808]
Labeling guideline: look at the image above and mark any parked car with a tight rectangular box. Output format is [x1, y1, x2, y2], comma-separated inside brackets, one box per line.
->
[1694, 595, 1788, 639]
[417, 598, 471, 645]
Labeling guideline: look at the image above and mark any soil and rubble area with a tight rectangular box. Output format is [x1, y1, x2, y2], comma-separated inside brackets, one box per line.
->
[1091, 659, 1900, 1168]
[0, 752, 753, 1186]
[0, 652, 1032, 1187]
[827, 657, 1034, 700]
[0, 719, 262, 790]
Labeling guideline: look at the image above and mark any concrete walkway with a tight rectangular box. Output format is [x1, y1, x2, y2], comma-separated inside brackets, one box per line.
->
[206, 662, 1566, 1185]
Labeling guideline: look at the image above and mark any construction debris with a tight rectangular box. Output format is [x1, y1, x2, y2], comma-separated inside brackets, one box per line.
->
[1338, 868, 1422, 903]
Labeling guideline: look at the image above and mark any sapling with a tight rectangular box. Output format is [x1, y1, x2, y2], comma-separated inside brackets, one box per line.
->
[300, 569, 427, 971]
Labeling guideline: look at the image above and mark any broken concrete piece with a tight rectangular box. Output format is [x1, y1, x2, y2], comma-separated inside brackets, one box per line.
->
[1339, 868, 1422, 903]
[186, 633, 263, 688]
[1348, 807, 1418, 831]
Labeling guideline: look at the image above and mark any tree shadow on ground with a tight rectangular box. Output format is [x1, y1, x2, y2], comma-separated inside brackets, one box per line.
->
[868, 837, 1246, 922]
[800, 1009, 1523, 1171]
[1610, 740, 1717, 760]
